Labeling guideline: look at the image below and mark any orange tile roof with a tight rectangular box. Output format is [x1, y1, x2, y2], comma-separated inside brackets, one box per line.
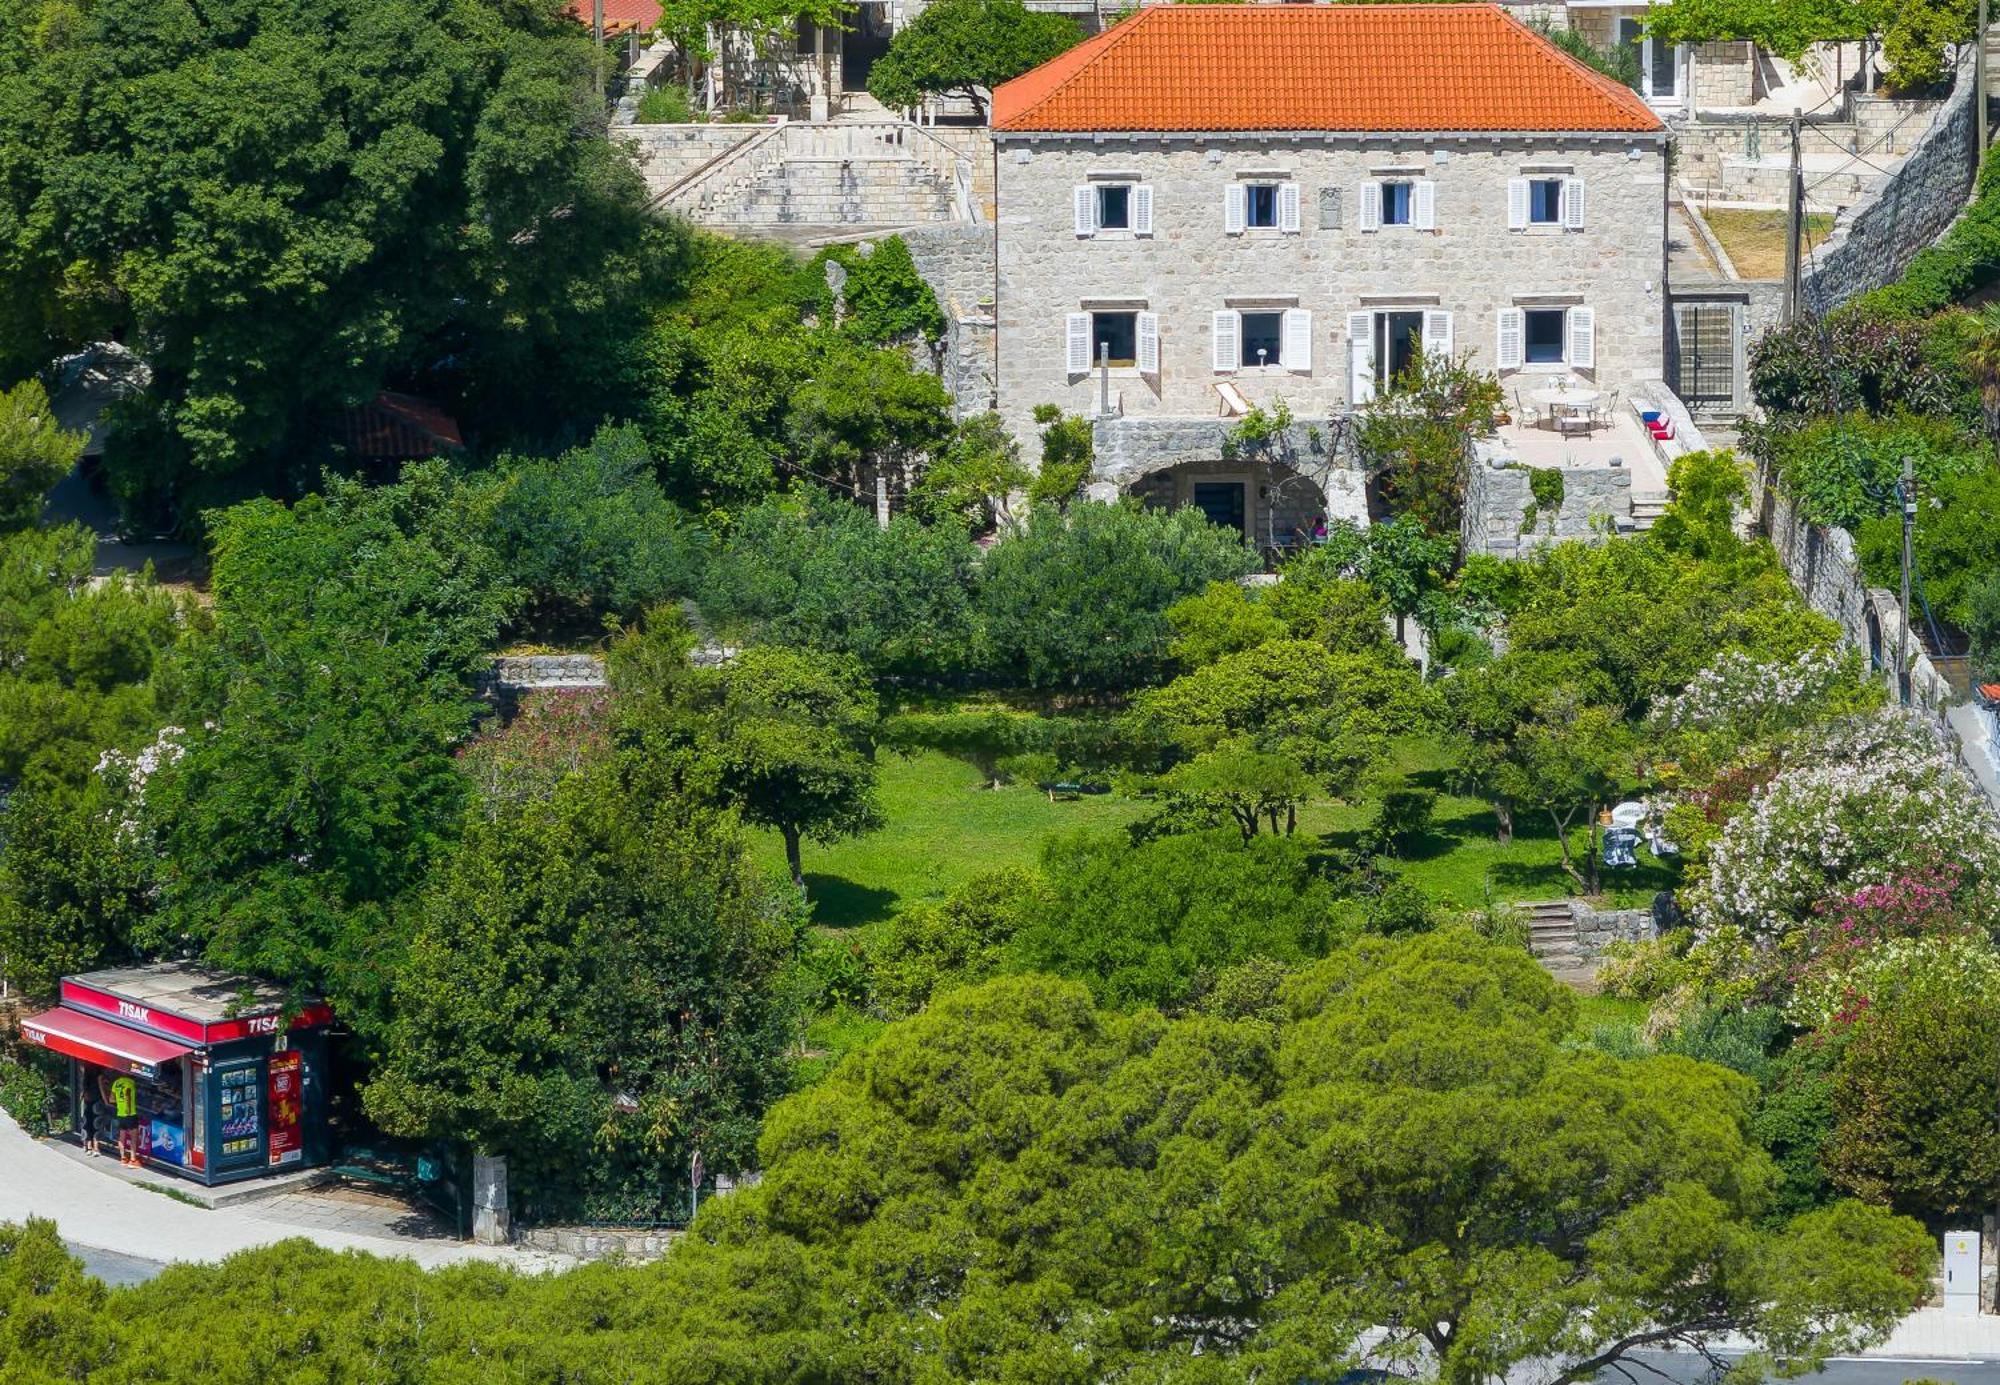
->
[567, 0, 660, 35]
[991, 4, 1662, 135]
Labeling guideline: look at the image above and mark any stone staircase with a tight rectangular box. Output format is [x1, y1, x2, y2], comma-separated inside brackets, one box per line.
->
[658, 118, 974, 232]
[707, 157, 957, 227]
[1524, 900, 1580, 965]
[1629, 490, 1670, 532]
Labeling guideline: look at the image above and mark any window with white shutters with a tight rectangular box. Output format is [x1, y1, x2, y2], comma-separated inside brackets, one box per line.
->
[1347, 311, 1375, 405]
[1358, 181, 1381, 232]
[1569, 306, 1596, 368]
[1422, 310, 1453, 359]
[1412, 179, 1436, 231]
[1137, 311, 1160, 375]
[1278, 182, 1301, 234]
[1283, 308, 1312, 373]
[1224, 183, 1247, 235]
[1066, 313, 1092, 374]
[1073, 187, 1094, 237]
[1133, 185, 1154, 236]
[1562, 178, 1585, 231]
[1212, 310, 1241, 371]
[1496, 309, 1524, 371]
[1507, 179, 1529, 231]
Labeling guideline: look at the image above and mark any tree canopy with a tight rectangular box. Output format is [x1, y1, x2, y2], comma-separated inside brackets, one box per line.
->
[866, 0, 1084, 118]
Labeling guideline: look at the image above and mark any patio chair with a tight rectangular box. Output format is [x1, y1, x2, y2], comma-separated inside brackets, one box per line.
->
[1555, 405, 1592, 439]
[1591, 389, 1621, 435]
[1512, 389, 1540, 431]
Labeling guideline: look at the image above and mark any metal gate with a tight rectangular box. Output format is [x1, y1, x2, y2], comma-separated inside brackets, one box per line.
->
[1673, 303, 1737, 410]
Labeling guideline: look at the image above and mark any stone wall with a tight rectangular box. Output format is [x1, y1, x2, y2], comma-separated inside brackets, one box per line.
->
[992, 131, 1670, 447]
[489, 654, 609, 690]
[1755, 473, 1962, 715]
[519, 1225, 681, 1262]
[617, 123, 768, 202]
[1461, 443, 1634, 558]
[903, 224, 997, 414]
[1091, 415, 1370, 528]
[1572, 903, 1658, 962]
[1801, 47, 1977, 314]
[1691, 42, 1760, 110]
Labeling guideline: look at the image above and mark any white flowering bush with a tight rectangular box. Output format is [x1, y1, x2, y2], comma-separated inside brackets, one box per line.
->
[1789, 933, 2000, 1030]
[93, 724, 187, 837]
[1685, 711, 2000, 942]
[1656, 646, 1863, 740]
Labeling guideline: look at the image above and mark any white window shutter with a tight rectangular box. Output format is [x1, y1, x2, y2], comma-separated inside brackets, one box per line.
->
[1358, 181, 1381, 232]
[1212, 310, 1240, 371]
[1507, 178, 1529, 231]
[1066, 313, 1092, 374]
[1569, 306, 1596, 368]
[1563, 178, 1585, 230]
[1137, 311, 1159, 375]
[1278, 181, 1301, 233]
[1283, 308, 1312, 373]
[1413, 179, 1436, 231]
[1496, 308, 1524, 371]
[1347, 311, 1375, 404]
[1423, 310, 1453, 359]
[1224, 183, 1246, 235]
[1074, 186, 1094, 237]
[1133, 184, 1154, 236]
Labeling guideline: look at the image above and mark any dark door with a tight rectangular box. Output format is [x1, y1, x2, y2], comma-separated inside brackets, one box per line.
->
[841, 5, 892, 90]
[1674, 304, 1736, 410]
[1191, 482, 1247, 535]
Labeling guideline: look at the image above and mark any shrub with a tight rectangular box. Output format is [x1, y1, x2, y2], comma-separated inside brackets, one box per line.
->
[1765, 411, 1983, 531]
[865, 868, 1046, 1017]
[0, 1055, 62, 1135]
[634, 85, 694, 123]
[1363, 785, 1437, 858]
[1658, 1003, 1784, 1081]
[1857, 466, 2000, 633]
[1364, 876, 1437, 936]
[1748, 308, 1972, 422]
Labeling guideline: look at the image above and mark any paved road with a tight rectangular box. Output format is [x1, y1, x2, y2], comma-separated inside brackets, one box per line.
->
[1623, 1350, 2000, 1385]
[68, 1242, 168, 1287]
[0, 1113, 565, 1272]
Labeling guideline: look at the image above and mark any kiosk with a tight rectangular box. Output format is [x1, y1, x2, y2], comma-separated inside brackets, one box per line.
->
[21, 962, 333, 1185]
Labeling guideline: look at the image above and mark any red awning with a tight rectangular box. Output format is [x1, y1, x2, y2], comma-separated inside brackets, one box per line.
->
[19, 1007, 194, 1079]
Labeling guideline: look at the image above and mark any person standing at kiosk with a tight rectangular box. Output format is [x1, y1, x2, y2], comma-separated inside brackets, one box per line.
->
[111, 1073, 141, 1166]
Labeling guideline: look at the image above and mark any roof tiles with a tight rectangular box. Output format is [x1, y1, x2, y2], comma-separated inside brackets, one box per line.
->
[991, 4, 1662, 135]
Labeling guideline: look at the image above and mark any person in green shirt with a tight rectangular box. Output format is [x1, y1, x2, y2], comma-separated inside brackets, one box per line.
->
[110, 1073, 141, 1166]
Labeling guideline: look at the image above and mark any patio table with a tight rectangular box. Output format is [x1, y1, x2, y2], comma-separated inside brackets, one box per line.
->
[1529, 387, 1600, 434]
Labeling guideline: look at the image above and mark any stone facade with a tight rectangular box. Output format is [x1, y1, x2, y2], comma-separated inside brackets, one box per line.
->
[1462, 443, 1633, 558]
[1802, 46, 1977, 314]
[904, 224, 998, 414]
[992, 132, 1670, 447]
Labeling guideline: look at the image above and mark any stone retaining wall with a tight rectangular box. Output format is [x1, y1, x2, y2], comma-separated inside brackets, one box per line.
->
[489, 655, 608, 690]
[616, 123, 767, 202]
[1461, 441, 1632, 559]
[519, 1225, 680, 1261]
[1801, 47, 1978, 314]
[1572, 903, 1657, 962]
[904, 225, 998, 413]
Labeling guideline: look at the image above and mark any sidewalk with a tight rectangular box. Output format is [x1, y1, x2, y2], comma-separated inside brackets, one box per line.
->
[0, 1113, 569, 1272]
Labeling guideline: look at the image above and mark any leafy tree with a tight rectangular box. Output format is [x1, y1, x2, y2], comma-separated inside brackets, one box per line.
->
[686, 645, 883, 890]
[1767, 411, 1983, 532]
[1355, 348, 1503, 537]
[1165, 579, 1287, 668]
[0, 379, 83, 532]
[0, 1219, 111, 1380]
[821, 236, 947, 346]
[698, 494, 980, 679]
[1824, 960, 2000, 1221]
[1971, 568, 2000, 680]
[882, 706, 1040, 788]
[1132, 637, 1433, 796]
[0, 0, 664, 523]
[1650, 449, 1748, 560]
[907, 411, 1029, 532]
[139, 465, 514, 1035]
[976, 501, 1257, 691]
[1501, 690, 1635, 895]
[1161, 736, 1315, 839]
[0, 780, 154, 1002]
[864, 867, 1046, 1016]
[1858, 465, 2000, 633]
[365, 755, 797, 1218]
[488, 425, 707, 625]
[1027, 402, 1093, 510]
[866, 0, 1083, 119]
[1013, 828, 1343, 1009]
[784, 340, 955, 497]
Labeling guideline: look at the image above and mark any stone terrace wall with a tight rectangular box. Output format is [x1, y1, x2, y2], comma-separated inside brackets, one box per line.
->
[617, 123, 767, 202]
[1801, 46, 1978, 313]
[1462, 442, 1633, 559]
[904, 224, 997, 414]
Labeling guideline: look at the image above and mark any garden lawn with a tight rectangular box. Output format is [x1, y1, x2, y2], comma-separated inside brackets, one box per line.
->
[1701, 208, 1835, 280]
[750, 735, 1677, 929]
[748, 747, 1149, 928]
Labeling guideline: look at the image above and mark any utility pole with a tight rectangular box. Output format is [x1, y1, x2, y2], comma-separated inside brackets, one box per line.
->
[592, 0, 605, 101]
[1899, 455, 1916, 707]
[1982, 0, 1992, 162]
[1782, 107, 1803, 323]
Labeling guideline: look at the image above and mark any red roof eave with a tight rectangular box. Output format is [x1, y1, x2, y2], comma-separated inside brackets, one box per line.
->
[20, 1008, 195, 1079]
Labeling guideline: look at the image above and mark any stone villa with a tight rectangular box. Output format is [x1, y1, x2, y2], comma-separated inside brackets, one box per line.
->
[987, 3, 1671, 537]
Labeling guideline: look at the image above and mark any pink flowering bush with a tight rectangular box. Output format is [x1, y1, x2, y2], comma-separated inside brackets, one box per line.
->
[1684, 711, 2000, 944]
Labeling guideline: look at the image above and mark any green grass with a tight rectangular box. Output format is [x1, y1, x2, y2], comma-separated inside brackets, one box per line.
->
[749, 734, 1679, 930]
[748, 748, 1149, 928]
[792, 1005, 888, 1085]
